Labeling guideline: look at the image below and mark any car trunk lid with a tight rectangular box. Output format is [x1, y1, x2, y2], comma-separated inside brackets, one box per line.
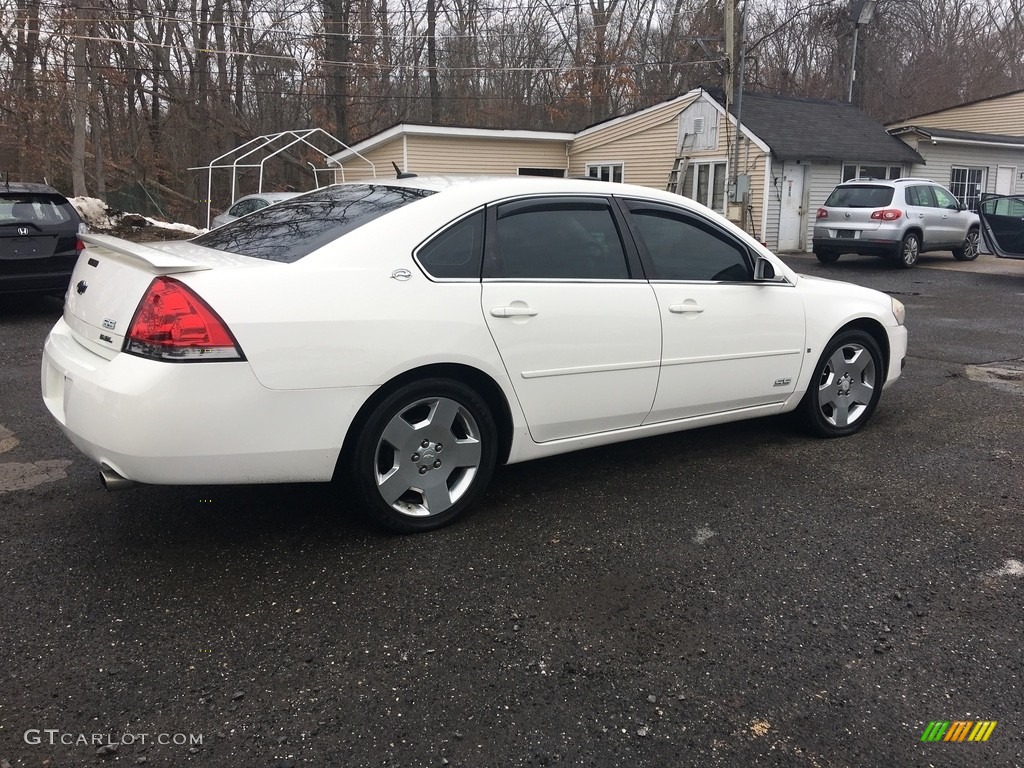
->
[63, 234, 261, 360]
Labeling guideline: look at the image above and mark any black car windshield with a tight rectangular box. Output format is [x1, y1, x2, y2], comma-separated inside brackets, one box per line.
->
[195, 184, 435, 263]
[824, 185, 894, 208]
[0, 194, 76, 226]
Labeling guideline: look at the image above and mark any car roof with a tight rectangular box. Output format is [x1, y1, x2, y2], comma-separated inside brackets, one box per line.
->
[0, 182, 67, 197]
[340, 174, 711, 210]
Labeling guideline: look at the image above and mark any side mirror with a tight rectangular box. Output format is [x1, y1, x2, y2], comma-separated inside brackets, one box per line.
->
[754, 256, 786, 282]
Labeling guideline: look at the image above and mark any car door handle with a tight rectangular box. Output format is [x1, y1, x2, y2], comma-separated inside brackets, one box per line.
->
[669, 303, 705, 314]
[490, 306, 538, 318]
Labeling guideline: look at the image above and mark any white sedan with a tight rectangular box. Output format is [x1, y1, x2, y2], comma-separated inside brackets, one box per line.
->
[42, 176, 907, 532]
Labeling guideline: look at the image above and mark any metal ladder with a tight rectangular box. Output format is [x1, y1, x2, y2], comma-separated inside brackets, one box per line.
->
[666, 133, 696, 195]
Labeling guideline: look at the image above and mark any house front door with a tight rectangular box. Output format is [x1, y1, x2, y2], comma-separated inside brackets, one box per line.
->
[778, 162, 806, 251]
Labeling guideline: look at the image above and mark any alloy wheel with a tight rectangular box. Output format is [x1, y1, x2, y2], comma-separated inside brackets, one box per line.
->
[815, 342, 877, 429]
[373, 395, 483, 518]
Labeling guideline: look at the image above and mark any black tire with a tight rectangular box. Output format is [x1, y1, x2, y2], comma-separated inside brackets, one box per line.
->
[952, 228, 980, 261]
[799, 329, 884, 438]
[814, 249, 840, 264]
[348, 378, 498, 533]
[897, 232, 920, 268]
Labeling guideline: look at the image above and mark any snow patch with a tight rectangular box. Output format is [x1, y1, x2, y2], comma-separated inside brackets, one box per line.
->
[989, 559, 1024, 578]
[70, 196, 202, 236]
[693, 526, 716, 544]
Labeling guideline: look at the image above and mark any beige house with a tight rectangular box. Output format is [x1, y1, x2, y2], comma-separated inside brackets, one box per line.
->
[331, 88, 923, 252]
[888, 88, 1024, 209]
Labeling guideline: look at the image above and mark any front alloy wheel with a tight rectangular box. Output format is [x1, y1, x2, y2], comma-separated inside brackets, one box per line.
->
[801, 330, 884, 438]
[351, 379, 497, 532]
[953, 228, 980, 261]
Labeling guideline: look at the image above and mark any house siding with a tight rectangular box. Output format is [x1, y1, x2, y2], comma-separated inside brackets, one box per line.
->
[765, 159, 783, 249]
[728, 125, 769, 243]
[335, 141, 405, 183]
[568, 118, 681, 188]
[571, 93, 700, 155]
[337, 136, 568, 181]
[408, 136, 568, 175]
[909, 143, 1024, 197]
[890, 91, 1024, 136]
[805, 163, 844, 250]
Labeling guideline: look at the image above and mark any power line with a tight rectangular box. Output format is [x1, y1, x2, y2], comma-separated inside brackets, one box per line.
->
[29, 31, 722, 72]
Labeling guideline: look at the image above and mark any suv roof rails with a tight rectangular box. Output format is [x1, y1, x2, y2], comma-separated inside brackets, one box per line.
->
[845, 176, 935, 184]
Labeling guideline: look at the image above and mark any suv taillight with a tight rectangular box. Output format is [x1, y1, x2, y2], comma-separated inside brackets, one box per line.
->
[870, 208, 903, 221]
[124, 277, 244, 362]
[816, 208, 828, 219]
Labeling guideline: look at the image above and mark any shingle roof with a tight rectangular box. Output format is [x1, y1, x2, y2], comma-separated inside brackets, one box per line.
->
[890, 125, 1024, 146]
[730, 92, 924, 164]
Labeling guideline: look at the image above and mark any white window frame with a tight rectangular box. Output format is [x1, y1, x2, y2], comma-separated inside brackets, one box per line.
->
[681, 160, 728, 213]
[949, 166, 986, 210]
[842, 163, 903, 182]
[585, 163, 624, 183]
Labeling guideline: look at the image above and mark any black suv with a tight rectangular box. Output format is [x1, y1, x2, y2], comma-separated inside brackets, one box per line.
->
[1, 183, 84, 294]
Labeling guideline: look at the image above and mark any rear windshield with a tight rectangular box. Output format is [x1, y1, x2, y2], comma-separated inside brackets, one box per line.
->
[195, 184, 435, 263]
[824, 185, 894, 208]
[0, 194, 77, 226]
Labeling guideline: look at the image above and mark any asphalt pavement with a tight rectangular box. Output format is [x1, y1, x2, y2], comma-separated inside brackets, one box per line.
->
[1, 250, 1022, 767]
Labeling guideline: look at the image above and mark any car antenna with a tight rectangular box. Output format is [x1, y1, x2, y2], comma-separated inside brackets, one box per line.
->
[391, 161, 417, 180]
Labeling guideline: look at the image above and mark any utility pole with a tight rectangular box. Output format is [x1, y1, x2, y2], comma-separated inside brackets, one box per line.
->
[724, 0, 734, 106]
[848, 0, 877, 103]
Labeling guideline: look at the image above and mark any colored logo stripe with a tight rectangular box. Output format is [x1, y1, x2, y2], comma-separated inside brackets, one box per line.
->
[921, 721, 949, 742]
[921, 720, 996, 742]
[968, 721, 997, 742]
[945, 721, 973, 742]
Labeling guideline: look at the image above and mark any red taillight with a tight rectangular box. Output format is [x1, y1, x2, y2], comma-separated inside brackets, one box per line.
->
[124, 277, 244, 362]
[870, 208, 903, 221]
[75, 238, 85, 255]
[816, 208, 828, 219]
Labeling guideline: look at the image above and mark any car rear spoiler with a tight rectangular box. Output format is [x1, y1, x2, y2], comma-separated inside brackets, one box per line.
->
[81, 233, 211, 273]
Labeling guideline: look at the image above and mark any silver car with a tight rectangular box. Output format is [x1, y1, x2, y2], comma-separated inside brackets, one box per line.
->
[813, 178, 980, 268]
[211, 192, 301, 228]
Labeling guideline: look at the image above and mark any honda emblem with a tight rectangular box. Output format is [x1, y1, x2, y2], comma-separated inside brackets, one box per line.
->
[17, 226, 29, 236]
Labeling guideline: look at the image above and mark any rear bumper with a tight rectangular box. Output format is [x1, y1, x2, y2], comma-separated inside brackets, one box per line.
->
[0, 271, 72, 294]
[812, 236, 900, 257]
[41, 317, 373, 485]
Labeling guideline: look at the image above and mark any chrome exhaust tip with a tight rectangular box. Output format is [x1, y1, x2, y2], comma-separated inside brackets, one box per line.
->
[100, 464, 136, 490]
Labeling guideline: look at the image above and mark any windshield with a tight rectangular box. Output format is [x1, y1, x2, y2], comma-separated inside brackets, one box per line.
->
[0, 194, 77, 226]
[824, 185, 894, 208]
[195, 184, 435, 263]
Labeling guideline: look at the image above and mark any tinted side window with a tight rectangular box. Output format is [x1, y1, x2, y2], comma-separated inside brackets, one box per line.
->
[488, 200, 629, 280]
[195, 185, 435, 263]
[416, 209, 484, 279]
[627, 206, 751, 281]
[905, 186, 932, 207]
[932, 187, 960, 210]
